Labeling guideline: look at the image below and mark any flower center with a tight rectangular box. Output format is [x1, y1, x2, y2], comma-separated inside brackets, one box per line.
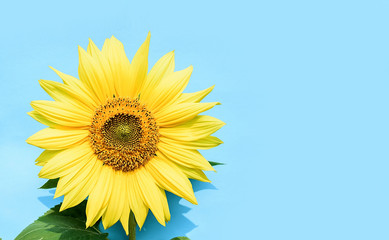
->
[89, 97, 159, 172]
[102, 114, 142, 149]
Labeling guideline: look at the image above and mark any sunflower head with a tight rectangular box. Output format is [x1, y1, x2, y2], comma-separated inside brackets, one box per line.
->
[90, 97, 159, 172]
[27, 33, 224, 234]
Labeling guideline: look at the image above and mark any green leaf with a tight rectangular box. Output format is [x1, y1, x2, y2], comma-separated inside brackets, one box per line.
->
[39, 178, 59, 189]
[15, 201, 108, 240]
[209, 161, 224, 166]
[171, 237, 190, 240]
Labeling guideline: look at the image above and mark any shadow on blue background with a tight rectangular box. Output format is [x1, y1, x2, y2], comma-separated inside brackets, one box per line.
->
[38, 180, 217, 240]
[38, 189, 63, 208]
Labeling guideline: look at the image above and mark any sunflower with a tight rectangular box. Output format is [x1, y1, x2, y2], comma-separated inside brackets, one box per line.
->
[26, 33, 224, 234]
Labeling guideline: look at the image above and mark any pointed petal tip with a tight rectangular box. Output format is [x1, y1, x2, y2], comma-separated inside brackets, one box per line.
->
[25, 137, 32, 145]
[145, 32, 151, 43]
[164, 51, 175, 63]
[59, 205, 67, 212]
[186, 194, 198, 205]
[54, 191, 62, 199]
[110, 35, 121, 43]
[85, 219, 93, 229]
[78, 45, 86, 54]
[101, 219, 110, 230]
[206, 165, 216, 172]
[49, 66, 60, 75]
[48, 66, 57, 72]
[85, 214, 100, 229]
[38, 172, 45, 178]
[120, 217, 129, 235]
[138, 222, 144, 230]
[182, 65, 193, 75]
[192, 198, 198, 205]
[30, 101, 38, 108]
[37, 79, 45, 86]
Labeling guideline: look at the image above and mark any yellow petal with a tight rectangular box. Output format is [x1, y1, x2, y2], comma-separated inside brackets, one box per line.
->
[102, 171, 126, 229]
[160, 135, 223, 150]
[159, 115, 225, 142]
[155, 102, 220, 127]
[127, 172, 149, 229]
[146, 66, 193, 113]
[38, 142, 93, 179]
[60, 180, 91, 211]
[158, 142, 214, 171]
[86, 165, 114, 227]
[55, 155, 98, 198]
[128, 32, 150, 98]
[59, 157, 101, 211]
[134, 167, 166, 226]
[140, 51, 175, 103]
[49, 66, 100, 107]
[102, 36, 131, 98]
[28, 111, 66, 130]
[145, 156, 197, 205]
[119, 180, 130, 235]
[31, 100, 91, 128]
[35, 150, 61, 166]
[78, 46, 112, 104]
[27, 128, 88, 150]
[178, 85, 215, 103]
[39, 80, 96, 113]
[159, 188, 171, 221]
[174, 164, 210, 182]
[119, 201, 130, 235]
[86, 39, 115, 96]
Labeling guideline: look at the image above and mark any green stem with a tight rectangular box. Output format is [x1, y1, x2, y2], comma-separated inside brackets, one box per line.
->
[129, 211, 136, 240]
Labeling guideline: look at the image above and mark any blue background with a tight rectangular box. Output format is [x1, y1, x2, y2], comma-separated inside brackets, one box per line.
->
[1, 0, 389, 239]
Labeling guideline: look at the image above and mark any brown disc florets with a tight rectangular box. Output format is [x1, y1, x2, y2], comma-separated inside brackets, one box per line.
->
[89, 97, 159, 172]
